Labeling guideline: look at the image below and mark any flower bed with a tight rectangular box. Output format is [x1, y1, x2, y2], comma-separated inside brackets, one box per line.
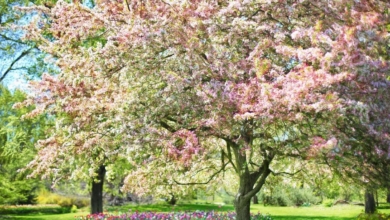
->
[77, 211, 272, 220]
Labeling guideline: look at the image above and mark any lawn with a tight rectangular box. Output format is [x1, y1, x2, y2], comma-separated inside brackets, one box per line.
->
[2, 212, 88, 220]
[105, 203, 365, 219]
[252, 205, 363, 220]
[4, 203, 389, 219]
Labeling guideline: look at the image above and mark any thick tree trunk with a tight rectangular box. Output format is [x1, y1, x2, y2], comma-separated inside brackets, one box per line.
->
[91, 165, 106, 214]
[234, 168, 271, 220]
[227, 137, 273, 220]
[364, 189, 376, 214]
[252, 195, 259, 204]
[234, 197, 251, 220]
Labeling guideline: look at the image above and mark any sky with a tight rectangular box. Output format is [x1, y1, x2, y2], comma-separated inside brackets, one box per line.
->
[1, 52, 34, 92]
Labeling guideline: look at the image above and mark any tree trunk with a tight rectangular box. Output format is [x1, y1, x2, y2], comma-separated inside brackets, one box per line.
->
[168, 194, 177, 205]
[387, 188, 390, 203]
[252, 195, 259, 204]
[91, 165, 106, 214]
[234, 168, 271, 220]
[235, 197, 251, 220]
[227, 137, 273, 220]
[364, 189, 376, 214]
[375, 190, 379, 208]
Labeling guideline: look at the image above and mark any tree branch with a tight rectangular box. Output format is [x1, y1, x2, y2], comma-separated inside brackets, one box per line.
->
[0, 48, 32, 82]
[173, 162, 228, 185]
[0, 33, 27, 45]
[270, 168, 302, 176]
[244, 165, 271, 201]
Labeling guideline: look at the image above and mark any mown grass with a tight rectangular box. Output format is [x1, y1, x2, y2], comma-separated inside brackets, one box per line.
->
[1, 212, 88, 220]
[252, 205, 363, 220]
[4, 203, 390, 220]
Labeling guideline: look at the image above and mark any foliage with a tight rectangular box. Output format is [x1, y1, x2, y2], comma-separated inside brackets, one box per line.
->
[77, 211, 272, 220]
[260, 184, 320, 207]
[0, 204, 71, 215]
[0, 0, 59, 85]
[322, 199, 335, 207]
[16, 0, 390, 219]
[0, 85, 51, 204]
[36, 188, 89, 208]
[71, 205, 78, 213]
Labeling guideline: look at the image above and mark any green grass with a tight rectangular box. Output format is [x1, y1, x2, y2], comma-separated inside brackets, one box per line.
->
[252, 204, 363, 220]
[107, 203, 365, 219]
[4, 203, 390, 220]
[1, 212, 88, 220]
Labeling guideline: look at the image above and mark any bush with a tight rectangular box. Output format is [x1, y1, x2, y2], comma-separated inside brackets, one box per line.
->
[262, 194, 290, 206]
[71, 205, 78, 213]
[73, 197, 90, 208]
[289, 188, 320, 206]
[36, 188, 89, 208]
[322, 199, 334, 207]
[260, 185, 320, 207]
[0, 205, 71, 215]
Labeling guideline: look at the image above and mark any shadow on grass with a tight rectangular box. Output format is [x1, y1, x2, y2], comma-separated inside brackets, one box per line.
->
[378, 205, 390, 209]
[272, 216, 355, 220]
[0, 215, 46, 220]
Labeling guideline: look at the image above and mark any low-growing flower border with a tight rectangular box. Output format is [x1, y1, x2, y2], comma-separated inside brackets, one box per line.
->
[77, 211, 272, 220]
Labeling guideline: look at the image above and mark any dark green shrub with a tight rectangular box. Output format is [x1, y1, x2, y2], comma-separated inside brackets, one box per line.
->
[260, 189, 291, 206]
[0, 205, 71, 215]
[289, 188, 320, 206]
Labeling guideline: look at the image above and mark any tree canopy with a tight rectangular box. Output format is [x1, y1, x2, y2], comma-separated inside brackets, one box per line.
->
[0, 85, 50, 204]
[17, 0, 390, 219]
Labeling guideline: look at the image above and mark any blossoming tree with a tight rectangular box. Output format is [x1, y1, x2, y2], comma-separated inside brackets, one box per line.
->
[19, 0, 389, 219]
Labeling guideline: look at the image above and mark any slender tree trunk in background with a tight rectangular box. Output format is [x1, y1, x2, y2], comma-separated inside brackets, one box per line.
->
[252, 195, 259, 204]
[387, 188, 390, 203]
[375, 190, 379, 208]
[168, 194, 177, 205]
[364, 189, 376, 214]
[91, 165, 106, 214]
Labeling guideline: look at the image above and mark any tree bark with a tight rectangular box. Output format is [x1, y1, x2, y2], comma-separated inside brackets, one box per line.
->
[233, 164, 271, 220]
[375, 190, 379, 208]
[226, 136, 273, 220]
[91, 165, 106, 214]
[364, 189, 376, 214]
[387, 188, 390, 203]
[235, 197, 251, 220]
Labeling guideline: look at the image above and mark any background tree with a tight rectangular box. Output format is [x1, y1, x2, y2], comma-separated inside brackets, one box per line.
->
[0, 0, 60, 85]
[0, 85, 50, 204]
